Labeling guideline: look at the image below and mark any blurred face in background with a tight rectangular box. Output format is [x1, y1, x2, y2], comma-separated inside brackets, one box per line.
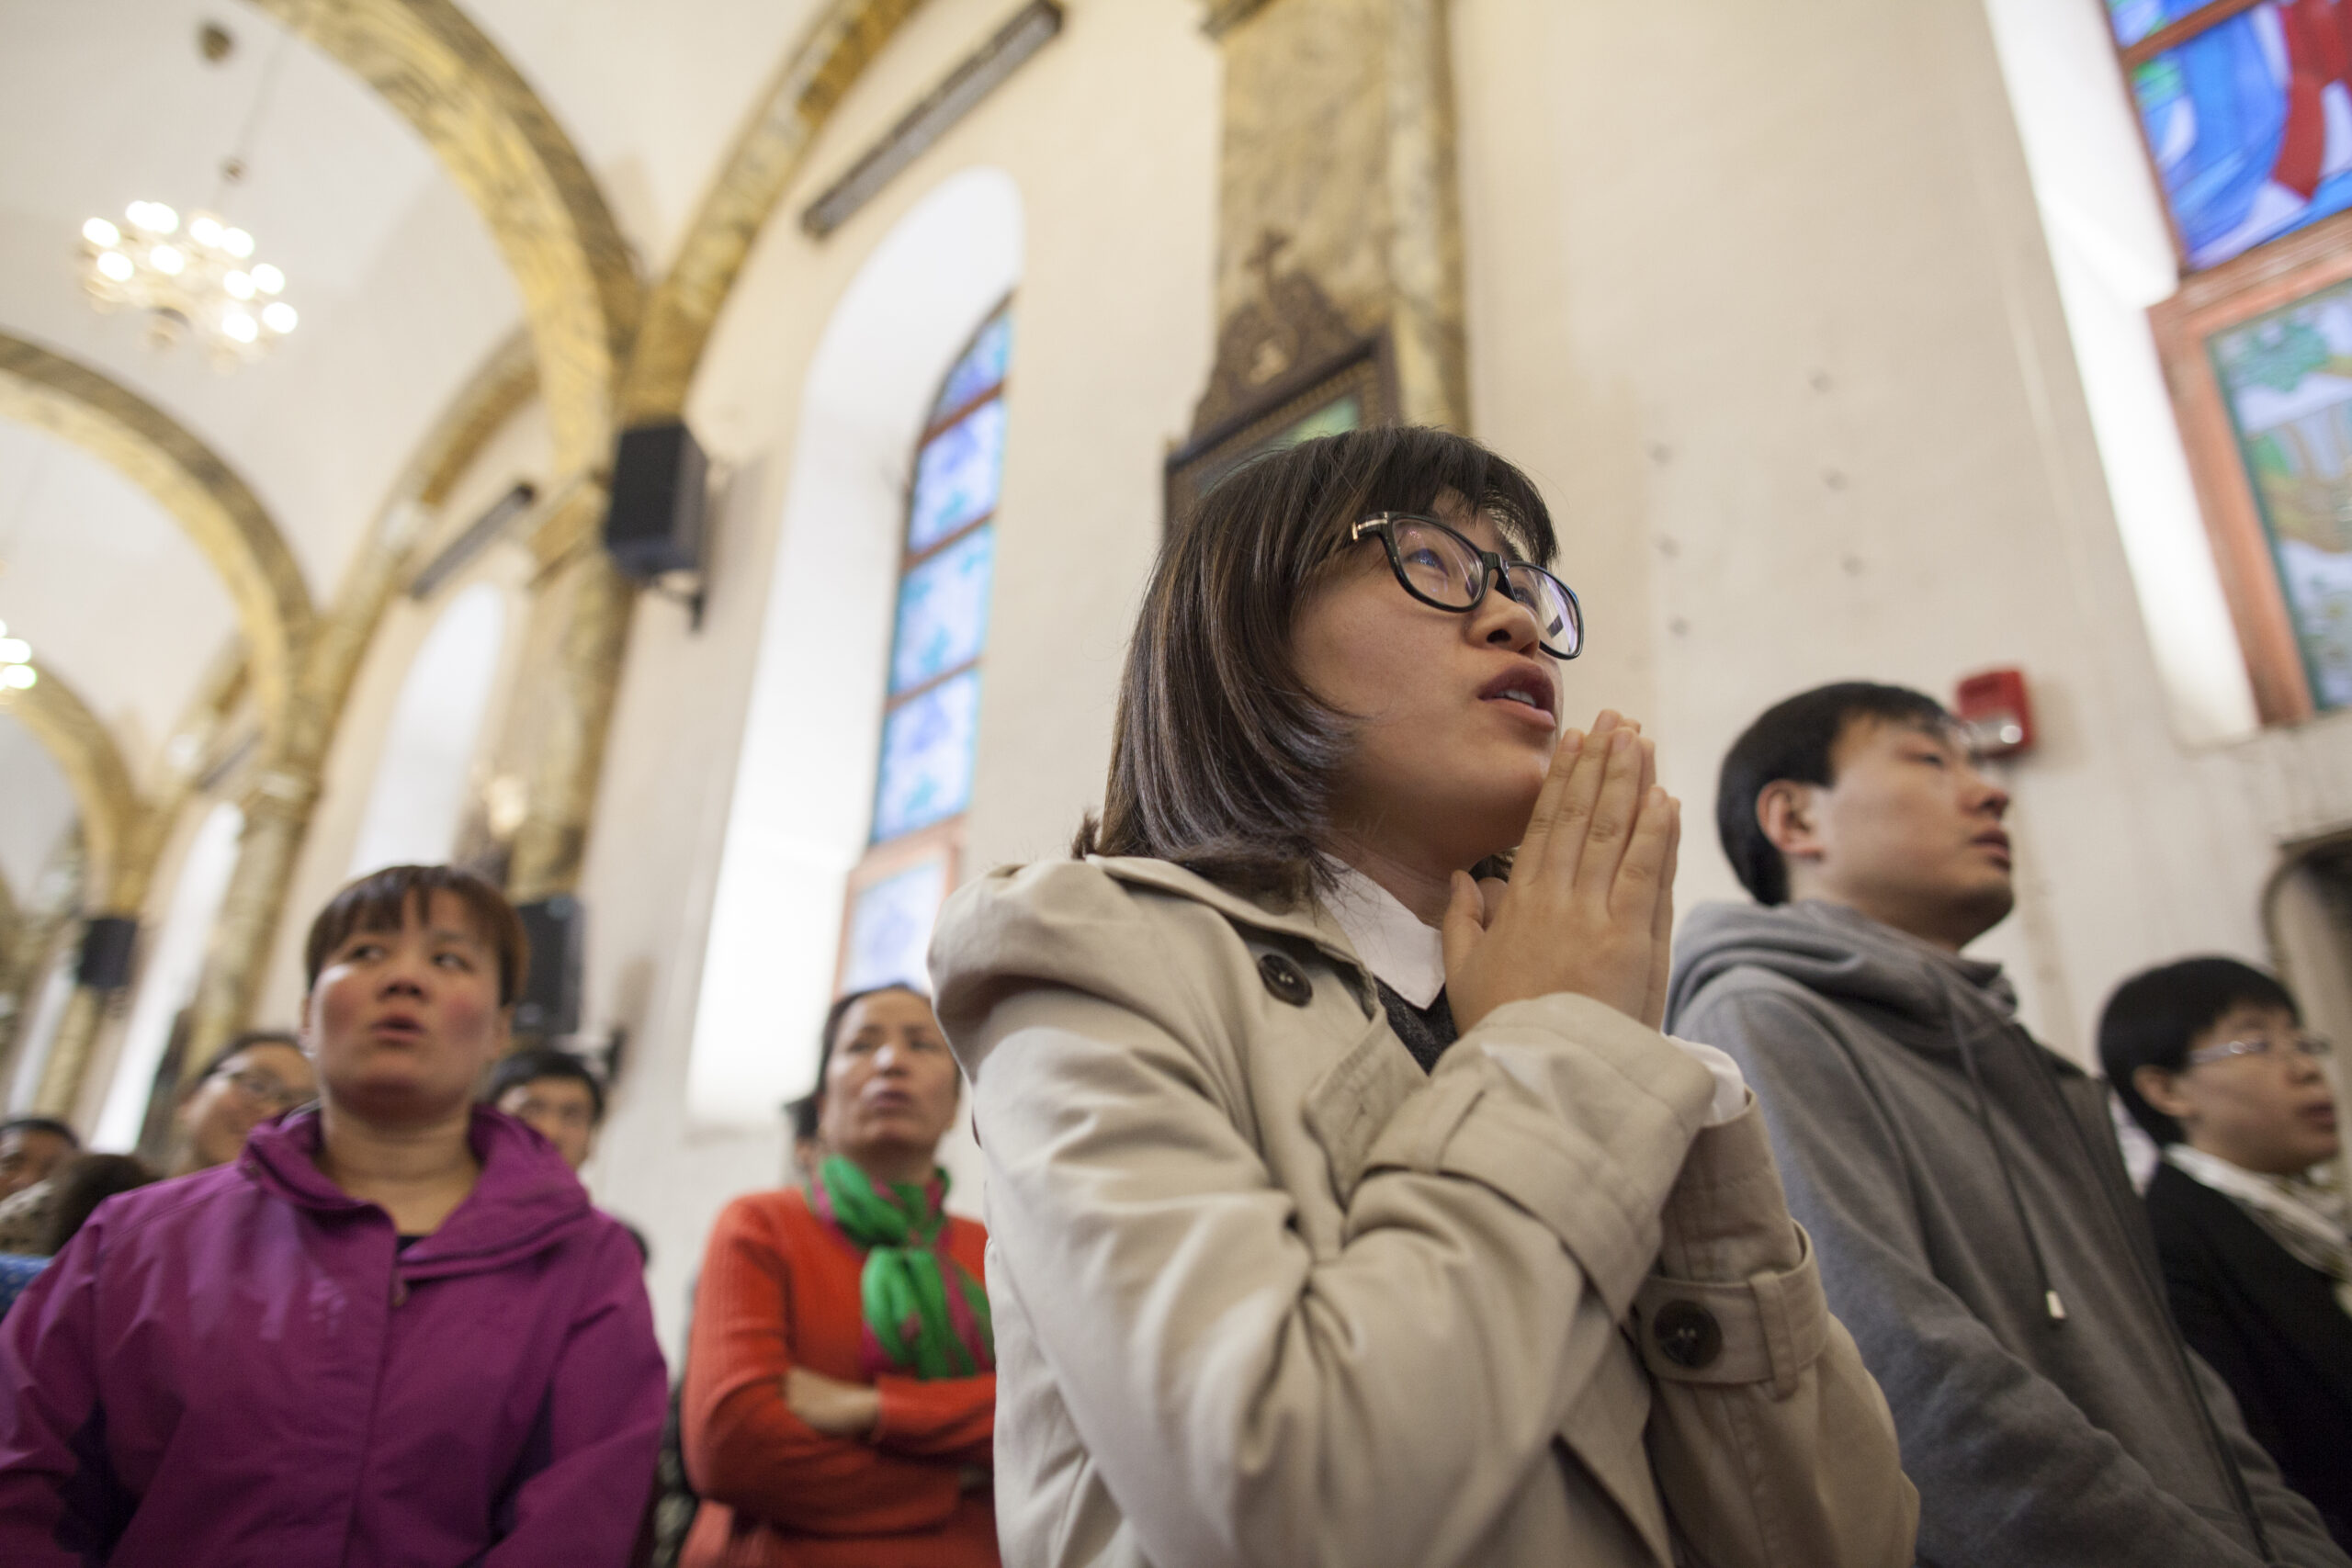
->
[0, 1125, 73, 1199]
[494, 1076, 598, 1171]
[177, 1042, 318, 1172]
[815, 989, 960, 1184]
[2142, 1001, 2341, 1177]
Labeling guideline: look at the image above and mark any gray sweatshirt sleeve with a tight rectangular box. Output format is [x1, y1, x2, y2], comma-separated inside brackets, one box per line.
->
[1679, 983, 2280, 1568]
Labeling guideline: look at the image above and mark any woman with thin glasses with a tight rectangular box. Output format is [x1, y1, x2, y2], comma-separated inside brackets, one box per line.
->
[930, 425, 1915, 1568]
[2103, 957, 2352, 1550]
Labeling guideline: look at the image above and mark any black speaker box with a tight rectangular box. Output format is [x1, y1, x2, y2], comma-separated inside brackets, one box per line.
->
[77, 916, 139, 991]
[603, 422, 708, 585]
[512, 896, 584, 1039]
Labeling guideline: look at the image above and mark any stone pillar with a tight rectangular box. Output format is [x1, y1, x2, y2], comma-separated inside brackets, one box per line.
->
[507, 547, 637, 903]
[1204, 0, 1468, 430]
[32, 982, 106, 1119]
[181, 772, 319, 1073]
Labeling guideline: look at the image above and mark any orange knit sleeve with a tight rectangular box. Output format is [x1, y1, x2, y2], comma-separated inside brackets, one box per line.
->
[680, 1192, 962, 1535]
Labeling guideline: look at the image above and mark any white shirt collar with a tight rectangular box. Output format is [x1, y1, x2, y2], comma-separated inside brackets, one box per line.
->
[1321, 863, 1446, 1009]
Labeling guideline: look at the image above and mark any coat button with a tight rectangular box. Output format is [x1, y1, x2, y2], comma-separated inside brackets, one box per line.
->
[1257, 952, 1312, 1007]
[1651, 1300, 1721, 1369]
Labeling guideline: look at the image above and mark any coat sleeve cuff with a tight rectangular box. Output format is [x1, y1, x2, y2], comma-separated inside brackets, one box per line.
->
[1633, 1224, 1828, 1398]
[1360, 994, 1715, 1318]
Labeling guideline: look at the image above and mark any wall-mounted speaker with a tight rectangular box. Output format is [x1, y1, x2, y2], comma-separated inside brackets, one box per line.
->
[512, 896, 583, 1039]
[604, 422, 708, 592]
[77, 916, 139, 991]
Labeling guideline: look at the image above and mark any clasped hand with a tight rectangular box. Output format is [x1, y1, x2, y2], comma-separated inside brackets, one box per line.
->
[1442, 710, 1679, 1033]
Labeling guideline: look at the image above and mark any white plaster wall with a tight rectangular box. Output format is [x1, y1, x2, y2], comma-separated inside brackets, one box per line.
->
[1454, 0, 2352, 1066]
[579, 0, 1218, 1355]
[254, 399, 552, 1031]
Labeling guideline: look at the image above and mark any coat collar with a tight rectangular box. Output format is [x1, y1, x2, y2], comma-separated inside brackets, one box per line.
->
[241, 1104, 594, 1277]
[1088, 855, 1374, 983]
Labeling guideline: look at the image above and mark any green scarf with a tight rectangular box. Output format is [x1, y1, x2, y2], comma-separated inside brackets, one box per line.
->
[812, 1155, 994, 1380]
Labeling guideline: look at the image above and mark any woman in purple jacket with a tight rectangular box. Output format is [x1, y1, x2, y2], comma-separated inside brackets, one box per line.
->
[0, 863, 668, 1566]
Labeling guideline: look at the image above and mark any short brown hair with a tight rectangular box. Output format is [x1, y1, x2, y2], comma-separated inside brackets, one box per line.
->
[1080, 425, 1557, 900]
[302, 864, 530, 1006]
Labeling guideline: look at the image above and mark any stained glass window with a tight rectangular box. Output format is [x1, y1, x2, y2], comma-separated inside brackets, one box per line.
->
[874, 670, 983, 838]
[909, 400, 1009, 552]
[867, 302, 1012, 854]
[2210, 278, 2352, 705]
[891, 527, 996, 694]
[842, 855, 951, 992]
[2116, 1, 2352, 270]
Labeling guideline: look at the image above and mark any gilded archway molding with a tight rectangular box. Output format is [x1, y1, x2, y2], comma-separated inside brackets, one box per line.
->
[621, 0, 929, 422]
[251, 0, 640, 474]
[0, 669, 149, 913]
[0, 334, 313, 750]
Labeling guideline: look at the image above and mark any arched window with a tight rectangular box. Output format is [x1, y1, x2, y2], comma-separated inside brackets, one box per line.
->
[840, 306, 1012, 993]
[344, 581, 509, 877]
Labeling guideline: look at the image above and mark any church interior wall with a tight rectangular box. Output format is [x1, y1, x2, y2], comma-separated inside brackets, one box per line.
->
[566, 0, 1220, 1351]
[10, 0, 2352, 1370]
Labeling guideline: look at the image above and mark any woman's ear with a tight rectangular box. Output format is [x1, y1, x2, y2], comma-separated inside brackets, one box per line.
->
[1756, 781, 1823, 860]
[2134, 1064, 2196, 1123]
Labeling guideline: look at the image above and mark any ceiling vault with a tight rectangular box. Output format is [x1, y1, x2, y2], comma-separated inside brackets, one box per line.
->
[0, 333, 313, 754]
[251, 0, 641, 478]
[624, 0, 929, 422]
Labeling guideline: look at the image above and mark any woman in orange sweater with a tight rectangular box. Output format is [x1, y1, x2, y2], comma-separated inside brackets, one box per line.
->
[682, 986, 996, 1567]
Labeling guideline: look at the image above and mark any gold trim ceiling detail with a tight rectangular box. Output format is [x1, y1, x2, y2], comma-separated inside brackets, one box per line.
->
[0, 662, 149, 912]
[0, 333, 314, 753]
[252, 0, 642, 475]
[622, 0, 929, 423]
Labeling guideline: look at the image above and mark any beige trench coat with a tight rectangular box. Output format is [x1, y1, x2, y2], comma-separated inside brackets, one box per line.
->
[931, 855, 1917, 1568]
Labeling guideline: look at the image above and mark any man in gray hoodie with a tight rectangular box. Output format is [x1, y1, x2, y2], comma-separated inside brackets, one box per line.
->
[1667, 681, 2344, 1568]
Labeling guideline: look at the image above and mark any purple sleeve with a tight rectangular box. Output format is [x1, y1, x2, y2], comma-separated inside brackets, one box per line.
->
[0, 1221, 126, 1566]
[481, 1221, 670, 1568]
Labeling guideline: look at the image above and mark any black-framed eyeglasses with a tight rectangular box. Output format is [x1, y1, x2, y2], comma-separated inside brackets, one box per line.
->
[1350, 513, 1584, 660]
[2186, 1032, 2334, 1067]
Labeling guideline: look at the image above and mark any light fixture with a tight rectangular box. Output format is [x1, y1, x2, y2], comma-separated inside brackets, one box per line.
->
[75, 25, 300, 371]
[81, 200, 300, 368]
[0, 637, 28, 663]
[0, 666, 36, 691]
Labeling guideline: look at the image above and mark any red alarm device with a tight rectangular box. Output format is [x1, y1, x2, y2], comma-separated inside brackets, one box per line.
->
[1954, 668, 2033, 759]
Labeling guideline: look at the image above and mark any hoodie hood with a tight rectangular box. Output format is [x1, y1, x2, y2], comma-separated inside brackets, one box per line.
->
[1670, 898, 2018, 1045]
[240, 1104, 594, 1280]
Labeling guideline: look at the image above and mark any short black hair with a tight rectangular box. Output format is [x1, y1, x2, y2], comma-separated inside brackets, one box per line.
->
[304, 864, 529, 1007]
[0, 1116, 79, 1150]
[1716, 682, 1953, 904]
[483, 1047, 606, 1125]
[2099, 957, 2299, 1146]
[41, 1154, 156, 1256]
[788, 984, 931, 1144]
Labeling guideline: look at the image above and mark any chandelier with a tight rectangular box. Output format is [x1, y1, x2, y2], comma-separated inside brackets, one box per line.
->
[0, 620, 35, 692]
[79, 201, 299, 369]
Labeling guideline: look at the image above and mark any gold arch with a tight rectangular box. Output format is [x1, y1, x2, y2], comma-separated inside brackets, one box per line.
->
[253, 0, 639, 474]
[622, 0, 928, 422]
[0, 334, 313, 750]
[0, 667, 148, 911]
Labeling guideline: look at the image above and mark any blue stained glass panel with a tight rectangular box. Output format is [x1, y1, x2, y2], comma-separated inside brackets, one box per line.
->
[873, 670, 981, 840]
[909, 399, 1007, 552]
[2108, 0, 2226, 48]
[934, 312, 1012, 420]
[890, 526, 994, 694]
[842, 856, 950, 992]
[2132, 8, 2352, 270]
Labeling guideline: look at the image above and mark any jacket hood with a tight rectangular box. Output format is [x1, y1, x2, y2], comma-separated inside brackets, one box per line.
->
[1668, 898, 2018, 1042]
[240, 1104, 595, 1279]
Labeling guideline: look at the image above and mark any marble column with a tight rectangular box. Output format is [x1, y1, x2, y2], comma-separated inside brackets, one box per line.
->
[181, 772, 318, 1074]
[506, 547, 637, 904]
